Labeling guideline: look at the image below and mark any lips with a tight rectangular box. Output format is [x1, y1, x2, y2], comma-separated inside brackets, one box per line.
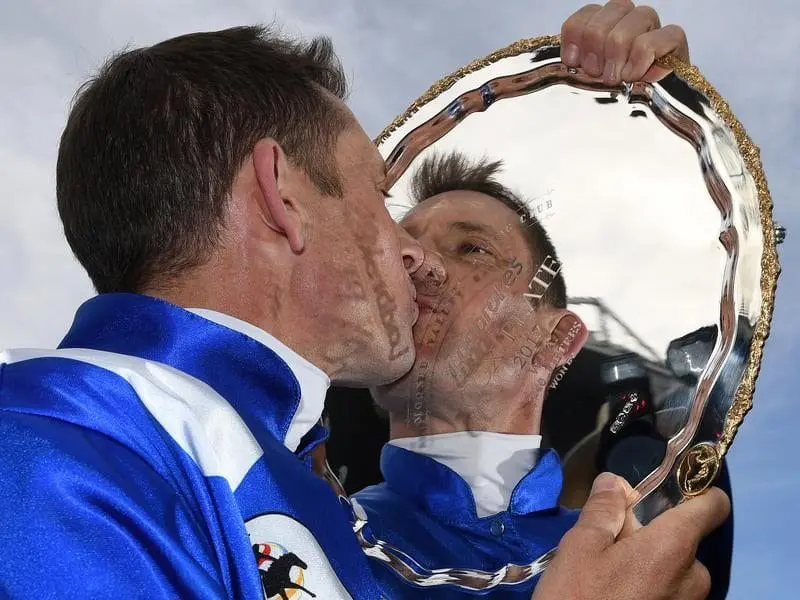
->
[415, 296, 438, 311]
[415, 294, 453, 316]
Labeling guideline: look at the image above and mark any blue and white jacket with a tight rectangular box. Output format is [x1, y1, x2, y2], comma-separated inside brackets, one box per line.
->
[354, 441, 579, 599]
[354, 438, 733, 599]
[0, 293, 383, 599]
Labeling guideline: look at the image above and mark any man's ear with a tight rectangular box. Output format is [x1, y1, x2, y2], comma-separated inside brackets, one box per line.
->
[252, 138, 305, 253]
[548, 309, 589, 364]
[534, 308, 589, 375]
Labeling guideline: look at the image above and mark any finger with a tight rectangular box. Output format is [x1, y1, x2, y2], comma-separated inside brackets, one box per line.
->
[562, 472, 629, 554]
[674, 561, 712, 600]
[623, 477, 641, 506]
[619, 484, 643, 537]
[560, 4, 603, 67]
[654, 487, 731, 543]
[602, 5, 661, 84]
[579, 0, 636, 77]
[620, 24, 690, 82]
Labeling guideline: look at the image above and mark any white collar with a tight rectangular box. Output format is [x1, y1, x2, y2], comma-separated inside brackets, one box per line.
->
[187, 308, 329, 452]
[389, 431, 542, 518]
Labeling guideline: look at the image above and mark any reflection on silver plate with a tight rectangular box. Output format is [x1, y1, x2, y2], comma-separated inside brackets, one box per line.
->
[346, 37, 780, 592]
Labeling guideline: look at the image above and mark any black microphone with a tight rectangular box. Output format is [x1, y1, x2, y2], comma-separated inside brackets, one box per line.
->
[596, 353, 667, 487]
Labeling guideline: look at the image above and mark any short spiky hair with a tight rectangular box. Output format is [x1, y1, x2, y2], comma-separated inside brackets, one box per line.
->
[409, 151, 567, 308]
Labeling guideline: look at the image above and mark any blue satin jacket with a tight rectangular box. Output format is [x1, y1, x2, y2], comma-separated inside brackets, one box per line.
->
[354, 446, 579, 598]
[355, 444, 733, 598]
[0, 294, 381, 599]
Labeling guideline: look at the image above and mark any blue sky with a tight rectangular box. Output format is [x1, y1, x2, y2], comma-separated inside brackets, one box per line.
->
[0, 1, 797, 596]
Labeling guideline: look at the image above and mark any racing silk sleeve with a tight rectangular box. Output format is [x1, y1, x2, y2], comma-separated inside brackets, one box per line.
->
[0, 411, 228, 600]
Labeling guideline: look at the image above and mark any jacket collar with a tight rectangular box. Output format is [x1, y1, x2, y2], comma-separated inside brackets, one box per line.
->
[389, 432, 543, 518]
[59, 293, 329, 455]
[380, 443, 564, 524]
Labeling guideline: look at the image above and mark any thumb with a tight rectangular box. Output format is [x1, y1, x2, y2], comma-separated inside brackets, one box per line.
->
[565, 473, 632, 553]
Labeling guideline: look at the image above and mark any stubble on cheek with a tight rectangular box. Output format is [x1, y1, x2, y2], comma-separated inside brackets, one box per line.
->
[403, 222, 526, 432]
[337, 260, 368, 302]
[443, 255, 525, 389]
[318, 317, 373, 380]
[289, 261, 371, 379]
[349, 211, 412, 365]
[404, 281, 467, 437]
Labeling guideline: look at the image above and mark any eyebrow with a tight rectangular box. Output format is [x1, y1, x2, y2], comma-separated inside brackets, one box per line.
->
[448, 220, 496, 236]
[403, 219, 496, 241]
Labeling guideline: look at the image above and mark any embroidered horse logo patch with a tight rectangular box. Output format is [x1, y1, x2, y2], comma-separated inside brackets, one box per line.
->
[245, 513, 353, 599]
[253, 543, 316, 599]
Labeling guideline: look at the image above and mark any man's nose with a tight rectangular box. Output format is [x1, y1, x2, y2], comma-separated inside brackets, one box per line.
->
[396, 225, 447, 293]
[397, 225, 425, 274]
[413, 250, 447, 295]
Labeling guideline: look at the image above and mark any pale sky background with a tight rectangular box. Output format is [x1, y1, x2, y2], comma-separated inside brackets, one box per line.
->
[0, 1, 797, 597]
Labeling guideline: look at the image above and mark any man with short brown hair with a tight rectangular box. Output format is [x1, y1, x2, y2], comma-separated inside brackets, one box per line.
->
[0, 2, 727, 599]
[1, 24, 423, 599]
[355, 150, 731, 599]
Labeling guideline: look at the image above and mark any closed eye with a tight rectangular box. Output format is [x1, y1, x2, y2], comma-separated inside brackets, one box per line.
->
[458, 242, 491, 256]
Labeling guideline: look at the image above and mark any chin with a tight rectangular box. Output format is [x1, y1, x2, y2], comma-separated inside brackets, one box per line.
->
[373, 342, 416, 386]
[371, 366, 417, 416]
